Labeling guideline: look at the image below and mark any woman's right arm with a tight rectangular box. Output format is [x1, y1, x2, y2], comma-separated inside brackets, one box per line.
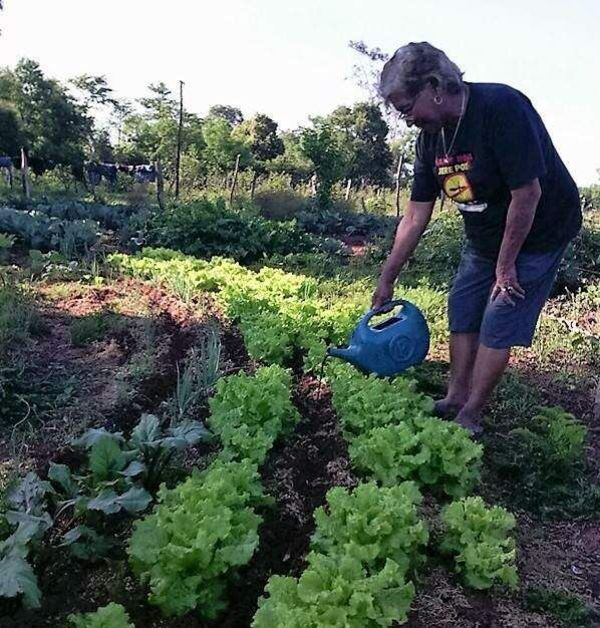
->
[371, 199, 436, 308]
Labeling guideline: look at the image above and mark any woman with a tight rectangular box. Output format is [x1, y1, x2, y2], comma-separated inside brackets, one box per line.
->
[372, 42, 581, 434]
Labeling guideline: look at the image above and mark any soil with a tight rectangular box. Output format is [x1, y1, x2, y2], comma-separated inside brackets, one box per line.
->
[2, 276, 600, 628]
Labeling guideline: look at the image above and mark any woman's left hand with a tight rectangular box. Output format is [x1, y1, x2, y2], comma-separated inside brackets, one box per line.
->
[490, 265, 526, 306]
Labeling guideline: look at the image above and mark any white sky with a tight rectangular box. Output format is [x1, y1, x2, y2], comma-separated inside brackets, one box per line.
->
[1, 0, 599, 185]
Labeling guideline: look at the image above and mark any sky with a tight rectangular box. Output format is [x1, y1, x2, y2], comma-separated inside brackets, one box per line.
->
[1, 0, 599, 185]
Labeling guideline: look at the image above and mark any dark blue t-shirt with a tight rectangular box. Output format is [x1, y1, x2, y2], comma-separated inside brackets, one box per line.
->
[411, 82, 582, 257]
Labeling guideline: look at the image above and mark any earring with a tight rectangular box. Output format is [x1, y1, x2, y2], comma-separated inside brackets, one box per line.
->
[433, 96, 443, 105]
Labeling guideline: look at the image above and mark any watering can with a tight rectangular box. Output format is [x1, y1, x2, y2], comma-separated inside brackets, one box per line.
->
[327, 299, 430, 377]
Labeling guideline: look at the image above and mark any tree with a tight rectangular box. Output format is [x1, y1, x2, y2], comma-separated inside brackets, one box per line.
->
[202, 117, 251, 173]
[325, 102, 392, 186]
[0, 101, 24, 156]
[0, 59, 91, 171]
[299, 123, 346, 209]
[207, 104, 244, 126]
[267, 130, 313, 184]
[234, 114, 284, 175]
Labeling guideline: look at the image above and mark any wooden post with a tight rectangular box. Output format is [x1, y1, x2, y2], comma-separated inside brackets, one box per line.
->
[593, 379, 600, 422]
[345, 178, 352, 201]
[175, 80, 185, 199]
[155, 158, 165, 210]
[395, 153, 404, 218]
[250, 170, 258, 200]
[229, 154, 240, 206]
[21, 148, 31, 199]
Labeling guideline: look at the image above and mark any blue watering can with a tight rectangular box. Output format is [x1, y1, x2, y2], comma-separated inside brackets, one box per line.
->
[327, 299, 430, 377]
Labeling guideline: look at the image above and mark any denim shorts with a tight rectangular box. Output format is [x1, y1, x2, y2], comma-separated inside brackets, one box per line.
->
[448, 244, 567, 349]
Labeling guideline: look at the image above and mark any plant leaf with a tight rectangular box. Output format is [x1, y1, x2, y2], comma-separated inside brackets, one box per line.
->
[89, 437, 126, 481]
[6, 472, 49, 515]
[0, 552, 41, 608]
[87, 489, 121, 514]
[163, 421, 210, 449]
[129, 414, 161, 449]
[48, 463, 78, 498]
[120, 461, 147, 478]
[73, 428, 124, 449]
[116, 486, 152, 514]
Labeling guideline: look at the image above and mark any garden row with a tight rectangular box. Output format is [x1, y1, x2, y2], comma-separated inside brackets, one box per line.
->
[109, 248, 519, 626]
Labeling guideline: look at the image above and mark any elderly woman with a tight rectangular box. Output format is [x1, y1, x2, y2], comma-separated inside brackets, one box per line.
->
[372, 42, 582, 434]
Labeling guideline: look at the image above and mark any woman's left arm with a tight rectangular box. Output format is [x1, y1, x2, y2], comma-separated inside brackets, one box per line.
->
[491, 178, 542, 305]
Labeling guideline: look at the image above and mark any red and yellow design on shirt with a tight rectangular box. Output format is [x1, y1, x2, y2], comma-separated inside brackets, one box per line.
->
[436, 153, 475, 203]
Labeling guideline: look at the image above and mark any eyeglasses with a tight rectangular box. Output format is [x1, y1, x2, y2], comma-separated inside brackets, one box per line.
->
[394, 91, 422, 120]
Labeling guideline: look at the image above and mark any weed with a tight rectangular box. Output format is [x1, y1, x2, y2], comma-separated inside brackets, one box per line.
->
[69, 311, 123, 347]
[524, 586, 597, 627]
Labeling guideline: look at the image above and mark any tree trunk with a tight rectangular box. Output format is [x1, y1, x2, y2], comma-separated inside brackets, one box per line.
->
[229, 154, 241, 206]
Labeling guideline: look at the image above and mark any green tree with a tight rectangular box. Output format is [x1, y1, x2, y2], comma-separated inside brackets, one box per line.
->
[267, 130, 313, 183]
[202, 117, 251, 174]
[299, 123, 345, 208]
[0, 59, 91, 171]
[325, 102, 392, 186]
[0, 101, 24, 156]
[234, 113, 284, 191]
[208, 104, 244, 126]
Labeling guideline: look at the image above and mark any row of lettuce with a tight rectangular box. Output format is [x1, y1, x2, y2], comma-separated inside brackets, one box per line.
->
[104, 248, 516, 627]
[1, 247, 517, 626]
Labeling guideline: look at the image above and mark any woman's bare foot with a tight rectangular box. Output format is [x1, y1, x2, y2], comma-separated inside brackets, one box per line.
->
[455, 406, 484, 435]
[433, 397, 467, 419]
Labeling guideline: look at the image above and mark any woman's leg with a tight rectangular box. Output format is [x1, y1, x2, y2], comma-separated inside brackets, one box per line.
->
[455, 345, 511, 432]
[434, 332, 479, 416]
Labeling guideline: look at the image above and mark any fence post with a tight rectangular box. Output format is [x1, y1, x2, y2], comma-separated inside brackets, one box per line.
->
[229, 154, 240, 206]
[155, 158, 165, 210]
[21, 148, 31, 200]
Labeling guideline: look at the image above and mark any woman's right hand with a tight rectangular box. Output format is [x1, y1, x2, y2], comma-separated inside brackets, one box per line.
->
[371, 277, 395, 309]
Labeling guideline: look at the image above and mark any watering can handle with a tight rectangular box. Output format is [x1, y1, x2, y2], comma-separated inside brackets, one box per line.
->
[359, 299, 407, 331]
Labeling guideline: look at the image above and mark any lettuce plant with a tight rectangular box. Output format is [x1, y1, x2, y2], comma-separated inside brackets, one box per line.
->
[311, 482, 428, 576]
[68, 602, 134, 627]
[328, 364, 435, 437]
[253, 552, 414, 628]
[128, 459, 267, 619]
[440, 496, 518, 590]
[208, 365, 300, 464]
[348, 417, 482, 497]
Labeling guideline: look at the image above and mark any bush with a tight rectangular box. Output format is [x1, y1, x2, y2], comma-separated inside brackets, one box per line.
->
[254, 189, 310, 220]
[147, 197, 317, 263]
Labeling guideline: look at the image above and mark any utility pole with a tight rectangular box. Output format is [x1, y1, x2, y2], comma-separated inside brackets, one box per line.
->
[175, 80, 185, 199]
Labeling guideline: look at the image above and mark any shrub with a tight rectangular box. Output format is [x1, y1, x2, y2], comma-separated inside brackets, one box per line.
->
[147, 197, 316, 263]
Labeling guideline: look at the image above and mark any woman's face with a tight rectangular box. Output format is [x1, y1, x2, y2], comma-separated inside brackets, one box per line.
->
[388, 85, 444, 133]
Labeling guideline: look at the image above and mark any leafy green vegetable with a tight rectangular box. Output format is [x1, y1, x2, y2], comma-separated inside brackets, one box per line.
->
[253, 552, 414, 628]
[311, 482, 428, 576]
[68, 602, 134, 628]
[208, 365, 300, 464]
[128, 459, 266, 619]
[440, 496, 518, 590]
[348, 418, 482, 497]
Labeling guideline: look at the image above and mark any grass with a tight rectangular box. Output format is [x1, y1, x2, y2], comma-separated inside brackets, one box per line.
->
[524, 586, 596, 627]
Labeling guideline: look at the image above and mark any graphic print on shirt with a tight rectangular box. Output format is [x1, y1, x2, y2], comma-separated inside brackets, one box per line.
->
[436, 153, 474, 202]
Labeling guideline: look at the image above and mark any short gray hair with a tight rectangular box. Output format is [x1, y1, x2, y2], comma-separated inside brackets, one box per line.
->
[380, 42, 464, 103]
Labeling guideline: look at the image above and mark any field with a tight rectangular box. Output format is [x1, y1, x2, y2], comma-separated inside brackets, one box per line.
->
[0, 185, 599, 628]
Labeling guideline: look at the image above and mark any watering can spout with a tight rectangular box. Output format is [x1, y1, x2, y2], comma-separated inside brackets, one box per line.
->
[327, 344, 361, 366]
